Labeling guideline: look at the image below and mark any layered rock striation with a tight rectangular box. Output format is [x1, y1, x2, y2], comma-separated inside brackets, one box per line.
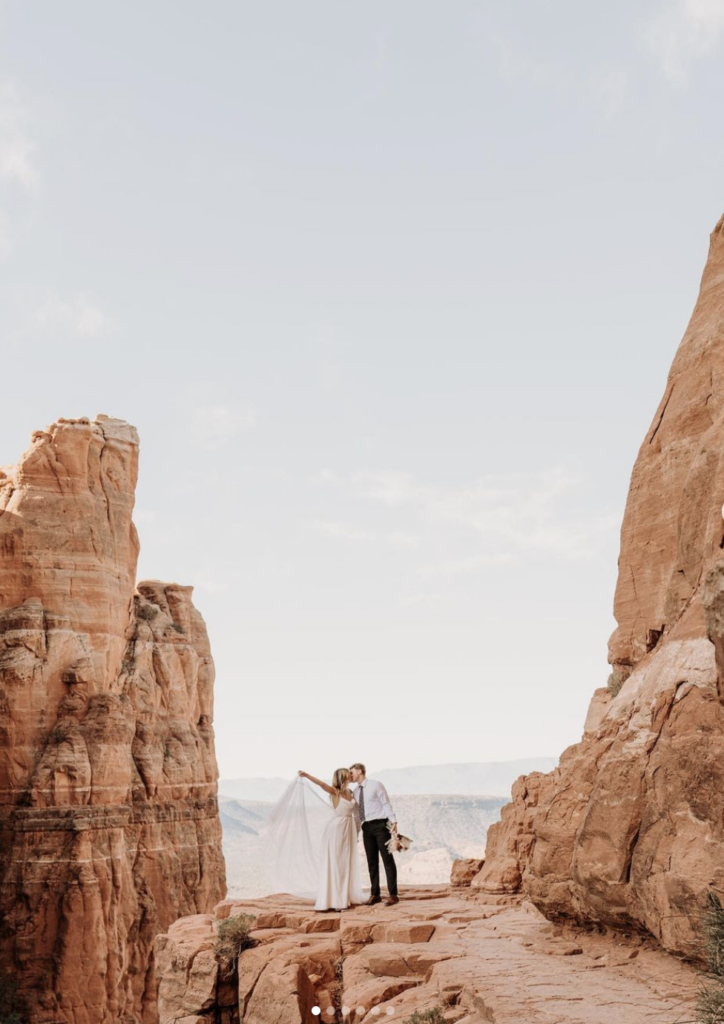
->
[477, 214, 724, 956]
[0, 416, 225, 1024]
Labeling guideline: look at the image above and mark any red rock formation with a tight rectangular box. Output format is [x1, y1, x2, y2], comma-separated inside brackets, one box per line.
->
[610, 213, 724, 672]
[477, 214, 724, 957]
[0, 416, 225, 1024]
[450, 858, 484, 887]
[154, 887, 700, 1024]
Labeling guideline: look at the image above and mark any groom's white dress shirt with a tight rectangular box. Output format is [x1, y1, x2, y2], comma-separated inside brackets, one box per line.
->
[353, 778, 396, 825]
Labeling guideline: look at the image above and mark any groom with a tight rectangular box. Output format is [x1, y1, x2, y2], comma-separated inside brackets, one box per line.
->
[349, 763, 399, 906]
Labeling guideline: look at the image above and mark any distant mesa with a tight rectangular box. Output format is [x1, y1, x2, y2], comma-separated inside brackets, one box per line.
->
[219, 758, 558, 802]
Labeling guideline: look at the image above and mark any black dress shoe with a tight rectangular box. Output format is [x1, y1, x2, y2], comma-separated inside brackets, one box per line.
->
[365, 895, 382, 905]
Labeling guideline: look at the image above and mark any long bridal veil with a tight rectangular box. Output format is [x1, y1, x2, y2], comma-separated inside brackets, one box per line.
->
[260, 776, 335, 899]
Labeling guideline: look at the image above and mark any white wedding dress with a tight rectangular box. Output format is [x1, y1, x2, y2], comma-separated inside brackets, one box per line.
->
[261, 777, 366, 910]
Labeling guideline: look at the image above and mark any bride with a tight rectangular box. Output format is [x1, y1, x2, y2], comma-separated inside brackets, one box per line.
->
[261, 767, 366, 911]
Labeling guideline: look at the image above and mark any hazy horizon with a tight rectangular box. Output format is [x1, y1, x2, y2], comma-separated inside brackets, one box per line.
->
[2, 1, 724, 776]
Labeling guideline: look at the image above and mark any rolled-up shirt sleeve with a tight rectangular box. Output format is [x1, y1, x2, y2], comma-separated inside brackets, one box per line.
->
[378, 782, 396, 823]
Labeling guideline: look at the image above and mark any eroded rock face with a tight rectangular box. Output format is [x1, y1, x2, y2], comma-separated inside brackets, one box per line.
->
[610, 213, 724, 672]
[0, 416, 225, 1024]
[450, 859, 485, 888]
[477, 214, 724, 956]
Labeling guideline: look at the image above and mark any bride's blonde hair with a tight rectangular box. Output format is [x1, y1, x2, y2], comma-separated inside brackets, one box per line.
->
[332, 768, 350, 791]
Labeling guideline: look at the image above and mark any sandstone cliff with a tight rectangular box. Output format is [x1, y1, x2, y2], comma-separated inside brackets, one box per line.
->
[0, 416, 226, 1024]
[476, 214, 724, 957]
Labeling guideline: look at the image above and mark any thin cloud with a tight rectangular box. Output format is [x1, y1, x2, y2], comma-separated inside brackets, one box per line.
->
[313, 520, 372, 542]
[418, 553, 516, 578]
[490, 31, 630, 120]
[310, 468, 338, 485]
[316, 464, 618, 564]
[0, 83, 39, 190]
[399, 593, 449, 607]
[594, 65, 630, 120]
[192, 406, 257, 450]
[387, 532, 421, 548]
[195, 577, 229, 595]
[491, 32, 573, 93]
[644, 0, 724, 83]
[36, 293, 111, 339]
[0, 210, 10, 259]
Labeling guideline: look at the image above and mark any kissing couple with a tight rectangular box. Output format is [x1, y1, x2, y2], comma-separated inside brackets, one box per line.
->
[262, 763, 401, 912]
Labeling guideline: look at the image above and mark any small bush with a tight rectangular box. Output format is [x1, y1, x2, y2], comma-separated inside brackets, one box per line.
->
[607, 667, 629, 698]
[698, 985, 724, 1024]
[696, 891, 724, 1024]
[403, 1008, 447, 1024]
[703, 891, 724, 977]
[214, 913, 257, 972]
[136, 602, 159, 621]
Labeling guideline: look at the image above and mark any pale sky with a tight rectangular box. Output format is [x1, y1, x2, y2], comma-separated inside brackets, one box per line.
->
[1, 1, 723, 779]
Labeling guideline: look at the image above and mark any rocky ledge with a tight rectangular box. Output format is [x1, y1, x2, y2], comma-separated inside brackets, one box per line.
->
[156, 882, 699, 1024]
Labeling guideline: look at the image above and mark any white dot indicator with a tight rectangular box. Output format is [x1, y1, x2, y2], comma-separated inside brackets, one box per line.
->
[326, 1011, 335, 1017]
[386, 1010, 395, 1016]
[312, 1010, 321, 1017]
[371, 1010, 381, 1017]
[342, 1008, 351, 1017]
[357, 1010, 366, 1017]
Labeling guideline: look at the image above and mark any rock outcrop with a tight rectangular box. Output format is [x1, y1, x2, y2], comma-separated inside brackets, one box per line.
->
[0, 416, 225, 1024]
[477, 214, 724, 956]
[155, 886, 699, 1024]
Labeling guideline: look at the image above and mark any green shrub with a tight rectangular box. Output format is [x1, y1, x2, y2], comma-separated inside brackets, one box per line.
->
[214, 913, 257, 971]
[403, 1008, 447, 1024]
[136, 602, 159, 621]
[334, 956, 346, 982]
[696, 891, 724, 1024]
[697, 985, 724, 1024]
[703, 891, 724, 977]
[607, 667, 629, 697]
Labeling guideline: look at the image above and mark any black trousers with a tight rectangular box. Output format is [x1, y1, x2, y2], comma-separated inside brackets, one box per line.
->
[362, 818, 398, 897]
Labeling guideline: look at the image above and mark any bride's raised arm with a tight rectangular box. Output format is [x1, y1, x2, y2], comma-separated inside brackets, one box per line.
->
[298, 770, 336, 796]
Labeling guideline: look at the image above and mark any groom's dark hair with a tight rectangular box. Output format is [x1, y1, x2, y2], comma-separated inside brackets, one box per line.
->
[349, 762, 366, 775]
